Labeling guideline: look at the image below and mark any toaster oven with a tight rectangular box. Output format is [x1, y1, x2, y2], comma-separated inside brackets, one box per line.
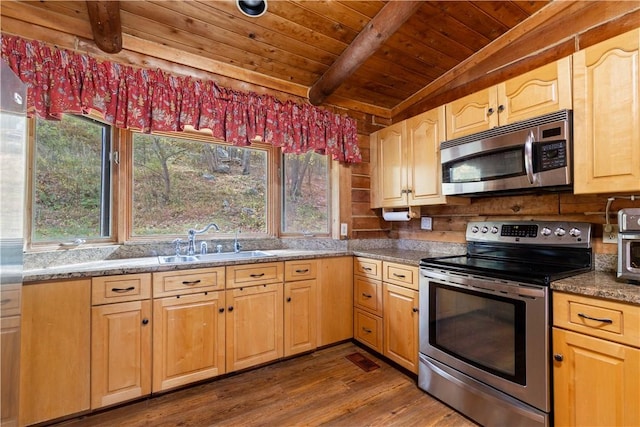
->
[618, 208, 640, 284]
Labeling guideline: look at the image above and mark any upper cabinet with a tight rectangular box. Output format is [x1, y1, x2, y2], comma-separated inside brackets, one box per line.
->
[446, 57, 572, 140]
[573, 29, 640, 194]
[371, 107, 466, 208]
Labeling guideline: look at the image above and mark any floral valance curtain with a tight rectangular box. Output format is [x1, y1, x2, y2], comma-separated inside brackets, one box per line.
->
[1, 34, 362, 163]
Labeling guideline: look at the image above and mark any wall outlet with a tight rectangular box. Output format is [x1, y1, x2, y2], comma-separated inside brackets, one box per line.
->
[340, 223, 348, 237]
[603, 224, 619, 244]
[420, 216, 433, 231]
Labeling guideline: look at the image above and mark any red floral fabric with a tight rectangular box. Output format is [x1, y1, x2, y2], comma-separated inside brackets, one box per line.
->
[1, 34, 362, 163]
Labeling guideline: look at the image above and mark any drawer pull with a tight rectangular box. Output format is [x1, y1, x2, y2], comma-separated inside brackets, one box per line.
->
[111, 286, 135, 293]
[182, 280, 202, 286]
[362, 327, 372, 333]
[362, 267, 372, 271]
[295, 269, 309, 273]
[578, 312, 613, 324]
[362, 293, 372, 298]
[250, 273, 265, 278]
[393, 273, 406, 278]
[0, 299, 10, 305]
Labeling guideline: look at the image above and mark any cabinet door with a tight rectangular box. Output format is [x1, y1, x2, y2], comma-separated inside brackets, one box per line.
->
[573, 29, 640, 194]
[226, 283, 283, 372]
[446, 87, 498, 140]
[376, 121, 407, 207]
[19, 279, 91, 426]
[383, 283, 419, 373]
[1, 316, 20, 426]
[553, 328, 640, 427]
[406, 107, 448, 205]
[284, 279, 317, 356]
[317, 256, 353, 346]
[91, 300, 151, 409]
[498, 56, 572, 125]
[153, 292, 225, 392]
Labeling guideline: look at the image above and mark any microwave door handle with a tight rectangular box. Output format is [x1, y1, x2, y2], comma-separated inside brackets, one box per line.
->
[524, 130, 535, 184]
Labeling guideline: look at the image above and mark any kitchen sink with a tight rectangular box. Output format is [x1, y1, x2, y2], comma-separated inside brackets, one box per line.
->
[158, 250, 276, 264]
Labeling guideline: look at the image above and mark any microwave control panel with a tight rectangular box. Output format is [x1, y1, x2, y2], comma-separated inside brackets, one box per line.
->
[536, 140, 567, 171]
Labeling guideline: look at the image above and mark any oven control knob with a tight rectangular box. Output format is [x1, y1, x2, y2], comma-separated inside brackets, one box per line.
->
[541, 227, 552, 236]
[491, 226, 499, 234]
[569, 227, 581, 238]
[481, 226, 489, 233]
[471, 226, 479, 233]
[554, 227, 566, 237]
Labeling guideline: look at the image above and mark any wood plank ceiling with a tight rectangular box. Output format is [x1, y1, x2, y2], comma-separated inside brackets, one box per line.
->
[2, 1, 639, 119]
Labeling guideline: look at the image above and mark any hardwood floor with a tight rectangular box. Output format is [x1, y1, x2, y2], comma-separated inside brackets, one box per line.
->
[58, 342, 478, 427]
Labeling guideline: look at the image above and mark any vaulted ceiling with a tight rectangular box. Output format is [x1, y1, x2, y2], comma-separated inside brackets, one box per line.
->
[1, 1, 639, 121]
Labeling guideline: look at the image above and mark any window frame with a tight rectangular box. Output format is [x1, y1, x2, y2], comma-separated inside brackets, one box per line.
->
[26, 114, 119, 251]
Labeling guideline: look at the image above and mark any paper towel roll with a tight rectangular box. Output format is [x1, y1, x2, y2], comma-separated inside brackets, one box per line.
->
[382, 210, 411, 221]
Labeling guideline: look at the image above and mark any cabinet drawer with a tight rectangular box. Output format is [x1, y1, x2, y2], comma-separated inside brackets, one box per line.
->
[383, 262, 418, 290]
[285, 260, 317, 281]
[354, 257, 382, 280]
[226, 262, 284, 289]
[0, 284, 21, 317]
[553, 292, 640, 348]
[153, 267, 225, 297]
[92, 273, 151, 305]
[354, 308, 383, 353]
[354, 276, 383, 316]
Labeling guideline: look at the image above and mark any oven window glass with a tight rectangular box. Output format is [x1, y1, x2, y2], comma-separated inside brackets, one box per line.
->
[445, 147, 524, 183]
[630, 241, 640, 269]
[429, 283, 526, 384]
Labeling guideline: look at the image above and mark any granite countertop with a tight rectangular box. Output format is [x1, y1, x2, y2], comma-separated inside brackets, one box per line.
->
[551, 271, 640, 305]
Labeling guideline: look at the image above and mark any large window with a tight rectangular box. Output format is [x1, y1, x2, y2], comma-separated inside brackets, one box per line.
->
[32, 115, 112, 243]
[131, 133, 268, 237]
[282, 152, 329, 235]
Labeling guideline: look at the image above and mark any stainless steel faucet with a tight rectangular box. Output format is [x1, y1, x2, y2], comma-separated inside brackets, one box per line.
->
[233, 229, 242, 253]
[187, 223, 220, 255]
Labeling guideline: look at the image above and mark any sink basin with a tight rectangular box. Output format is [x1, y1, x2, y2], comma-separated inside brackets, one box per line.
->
[158, 251, 275, 264]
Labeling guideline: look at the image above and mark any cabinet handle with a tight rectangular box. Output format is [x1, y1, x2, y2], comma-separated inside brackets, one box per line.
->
[111, 286, 135, 293]
[578, 313, 613, 324]
[553, 354, 564, 362]
[487, 107, 495, 116]
[412, 307, 419, 313]
[363, 267, 372, 271]
[393, 273, 406, 278]
[497, 104, 505, 113]
[142, 318, 149, 325]
[362, 293, 372, 298]
[295, 269, 309, 273]
[286, 297, 292, 302]
[0, 299, 10, 305]
[219, 308, 225, 313]
[362, 327, 372, 333]
[250, 273, 265, 278]
[182, 280, 201, 285]
[228, 306, 234, 312]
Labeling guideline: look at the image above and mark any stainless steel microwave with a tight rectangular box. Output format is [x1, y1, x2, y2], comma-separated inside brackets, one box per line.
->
[441, 110, 572, 196]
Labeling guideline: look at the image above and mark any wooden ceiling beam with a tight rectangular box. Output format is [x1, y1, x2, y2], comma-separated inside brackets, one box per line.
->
[307, 1, 422, 106]
[86, 1, 122, 54]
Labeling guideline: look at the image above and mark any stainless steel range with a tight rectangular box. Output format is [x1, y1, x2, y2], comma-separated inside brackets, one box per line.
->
[418, 220, 593, 427]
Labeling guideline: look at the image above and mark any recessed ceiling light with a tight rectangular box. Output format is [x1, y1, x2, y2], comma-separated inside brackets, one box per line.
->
[237, 0, 267, 17]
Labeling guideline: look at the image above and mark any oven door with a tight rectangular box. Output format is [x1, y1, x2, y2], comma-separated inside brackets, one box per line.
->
[419, 267, 550, 412]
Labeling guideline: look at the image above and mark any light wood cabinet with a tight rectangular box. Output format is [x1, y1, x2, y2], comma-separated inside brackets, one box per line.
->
[1, 315, 20, 427]
[226, 283, 284, 372]
[152, 268, 226, 392]
[573, 28, 640, 194]
[371, 107, 464, 208]
[19, 279, 91, 426]
[284, 260, 317, 356]
[553, 292, 640, 426]
[383, 283, 419, 373]
[91, 273, 152, 409]
[446, 57, 572, 140]
[316, 256, 353, 347]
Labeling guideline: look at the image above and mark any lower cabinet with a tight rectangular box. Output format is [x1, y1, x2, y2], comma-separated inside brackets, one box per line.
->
[382, 283, 419, 373]
[316, 256, 353, 346]
[226, 283, 283, 372]
[19, 279, 91, 426]
[284, 259, 318, 356]
[152, 291, 226, 392]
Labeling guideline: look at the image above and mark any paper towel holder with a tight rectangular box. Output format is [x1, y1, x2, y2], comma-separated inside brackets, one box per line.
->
[382, 206, 420, 221]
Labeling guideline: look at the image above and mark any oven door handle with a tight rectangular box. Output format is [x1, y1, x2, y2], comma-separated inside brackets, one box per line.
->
[524, 130, 535, 184]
